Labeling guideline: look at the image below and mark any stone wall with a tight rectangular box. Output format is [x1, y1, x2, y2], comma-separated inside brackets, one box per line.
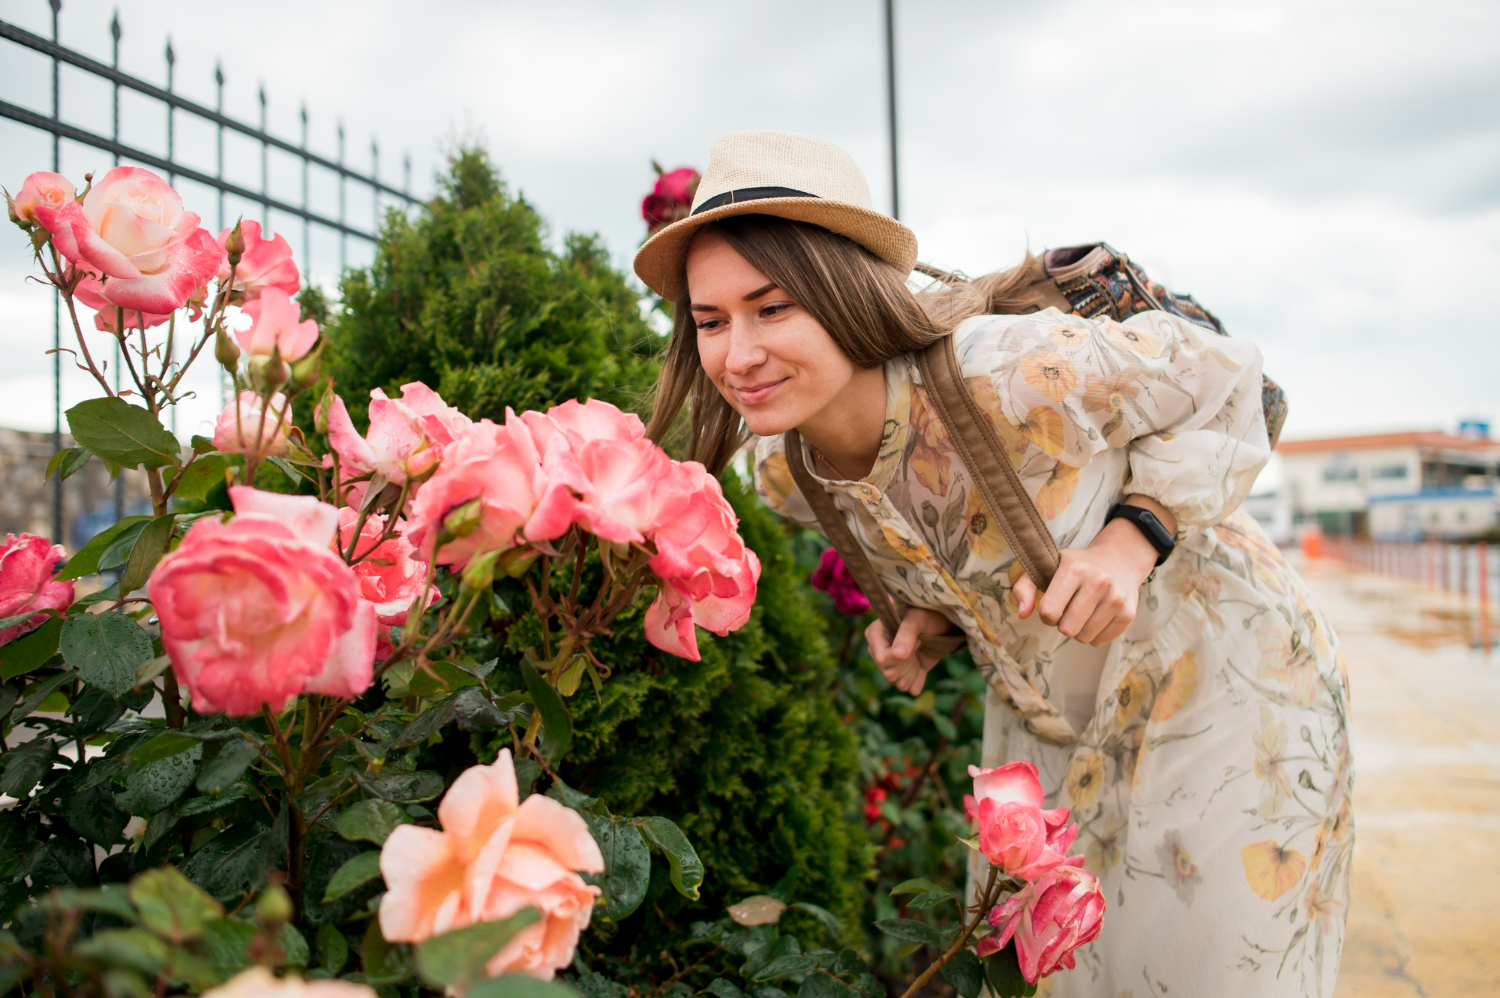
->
[0, 426, 152, 552]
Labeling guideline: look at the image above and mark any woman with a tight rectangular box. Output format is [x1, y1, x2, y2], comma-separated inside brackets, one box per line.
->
[636, 132, 1352, 997]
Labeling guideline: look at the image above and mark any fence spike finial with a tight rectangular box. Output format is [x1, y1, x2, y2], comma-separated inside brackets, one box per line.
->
[215, 60, 224, 87]
[49, 0, 61, 13]
[165, 36, 174, 66]
[110, 10, 120, 42]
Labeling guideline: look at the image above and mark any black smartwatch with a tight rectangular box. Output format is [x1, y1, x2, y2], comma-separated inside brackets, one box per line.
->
[1105, 503, 1175, 567]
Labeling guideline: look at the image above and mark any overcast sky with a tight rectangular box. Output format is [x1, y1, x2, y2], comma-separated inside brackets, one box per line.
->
[1, 0, 1496, 451]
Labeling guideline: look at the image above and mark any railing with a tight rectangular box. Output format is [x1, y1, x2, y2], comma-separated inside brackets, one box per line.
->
[1, 4, 423, 544]
[1327, 537, 1497, 648]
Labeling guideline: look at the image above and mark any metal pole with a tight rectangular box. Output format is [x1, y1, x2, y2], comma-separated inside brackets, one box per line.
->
[338, 120, 346, 273]
[50, 0, 63, 547]
[884, 0, 899, 221]
[164, 36, 177, 437]
[404, 153, 411, 199]
[258, 83, 268, 226]
[371, 137, 379, 236]
[111, 9, 124, 525]
[215, 61, 225, 232]
[301, 103, 309, 279]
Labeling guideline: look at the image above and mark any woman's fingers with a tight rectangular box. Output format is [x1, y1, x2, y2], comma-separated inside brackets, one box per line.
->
[891, 612, 928, 660]
[1038, 561, 1082, 627]
[1013, 575, 1038, 618]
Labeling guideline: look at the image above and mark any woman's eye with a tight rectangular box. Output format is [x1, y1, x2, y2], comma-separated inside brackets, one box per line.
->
[760, 302, 792, 318]
[695, 318, 725, 332]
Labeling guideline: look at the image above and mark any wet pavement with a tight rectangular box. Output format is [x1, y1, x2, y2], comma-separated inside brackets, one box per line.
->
[1299, 557, 1500, 996]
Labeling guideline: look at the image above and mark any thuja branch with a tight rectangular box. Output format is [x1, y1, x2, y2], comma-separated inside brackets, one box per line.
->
[896, 866, 1005, 998]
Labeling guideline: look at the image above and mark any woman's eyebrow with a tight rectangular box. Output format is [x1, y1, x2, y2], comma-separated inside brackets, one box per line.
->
[743, 282, 779, 301]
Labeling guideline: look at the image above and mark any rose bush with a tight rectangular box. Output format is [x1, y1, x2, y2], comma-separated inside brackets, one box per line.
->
[0, 533, 73, 645]
[811, 547, 871, 616]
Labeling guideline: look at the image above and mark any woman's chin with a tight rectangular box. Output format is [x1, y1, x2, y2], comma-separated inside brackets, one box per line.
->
[739, 406, 799, 439]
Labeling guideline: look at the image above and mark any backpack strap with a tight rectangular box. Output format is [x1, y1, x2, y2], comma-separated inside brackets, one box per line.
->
[783, 428, 967, 659]
[915, 334, 1061, 591]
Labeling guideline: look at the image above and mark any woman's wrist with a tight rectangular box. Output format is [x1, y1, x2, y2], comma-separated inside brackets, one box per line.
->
[1093, 518, 1162, 585]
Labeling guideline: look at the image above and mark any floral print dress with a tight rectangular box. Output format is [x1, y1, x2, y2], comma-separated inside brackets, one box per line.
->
[753, 309, 1353, 997]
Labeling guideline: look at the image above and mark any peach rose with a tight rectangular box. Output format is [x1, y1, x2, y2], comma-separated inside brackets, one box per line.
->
[0, 533, 74, 646]
[977, 860, 1105, 983]
[236, 286, 319, 362]
[338, 507, 437, 626]
[326, 382, 472, 506]
[33, 166, 223, 315]
[216, 219, 299, 302]
[379, 749, 604, 980]
[643, 462, 760, 660]
[147, 487, 376, 715]
[72, 273, 173, 334]
[7, 171, 75, 226]
[405, 413, 577, 569]
[213, 391, 292, 458]
[202, 967, 375, 998]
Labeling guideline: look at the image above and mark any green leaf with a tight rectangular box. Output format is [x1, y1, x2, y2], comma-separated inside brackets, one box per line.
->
[981, 945, 1037, 998]
[468, 976, 582, 998]
[322, 852, 383, 902]
[586, 812, 650, 920]
[180, 819, 277, 900]
[0, 618, 65, 681]
[335, 799, 411, 846]
[168, 454, 229, 500]
[407, 660, 481, 697]
[61, 778, 131, 846]
[177, 783, 255, 818]
[114, 742, 203, 817]
[316, 922, 350, 974]
[74, 927, 168, 975]
[119, 514, 176, 594]
[790, 901, 844, 939]
[0, 610, 55, 633]
[195, 739, 260, 793]
[97, 518, 152, 573]
[46, 445, 90, 481]
[889, 878, 952, 897]
[414, 908, 540, 989]
[355, 769, 444, 804]
[60, 611, 153, 697]
[59, 516, 151, 580]
[393, 692, 459, 747]
[66, 397, 181, 470]
[129, 730, 203, 764]
[905, 891, 956, 910]
[129, 866, 224, 944]
[199, 918, 256, 969]
[754, 954, 822, 981]
[361, 918, 412, 985]
[520, 654, 571, 763]
[280, 922, 310, 968]
[639, 815, 704, 900]
[706, 979, 750, 998]
[942, 949, 983, 998]
[453, 687, 527, 731]
[872, 918, 941, 946]
[0, 738, 56, 797]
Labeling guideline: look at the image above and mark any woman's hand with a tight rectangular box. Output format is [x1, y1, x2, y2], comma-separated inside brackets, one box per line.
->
[866, 607, 956, 695]
[1012, 497, 1176, 647]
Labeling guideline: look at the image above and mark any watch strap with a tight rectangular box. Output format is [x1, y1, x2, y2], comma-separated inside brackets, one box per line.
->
[1105, 502, 1175, 566]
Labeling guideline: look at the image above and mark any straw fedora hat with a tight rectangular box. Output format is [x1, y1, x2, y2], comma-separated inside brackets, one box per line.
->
[633, 130, 918, 300]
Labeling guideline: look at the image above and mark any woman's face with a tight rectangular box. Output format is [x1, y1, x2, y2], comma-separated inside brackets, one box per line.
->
[685, 230, 859, 438]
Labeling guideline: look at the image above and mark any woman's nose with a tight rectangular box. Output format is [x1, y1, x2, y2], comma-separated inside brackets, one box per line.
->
[723, 326, 766, 374]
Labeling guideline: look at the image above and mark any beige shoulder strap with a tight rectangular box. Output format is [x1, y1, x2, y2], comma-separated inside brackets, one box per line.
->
[915, 334, 1060, 591]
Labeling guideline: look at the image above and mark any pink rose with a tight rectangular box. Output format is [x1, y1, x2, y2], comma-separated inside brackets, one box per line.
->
[643, 462, 760, 660]
[520, 400, 671, 544]
[33, 166, 223, 314]
[810, 547, 871, 616]
[326, 382, 472, 505]
[0, 534, 74, 646]
[964, 762, 1078, 879]
[641, 166, 700, 235]
[202, 968, 375, 998]
[147, 487, 376, 715]
[73, 274, 174, 334]
[213, 391, 292, 458]
[379, 749, 604, 980]
[236, 286, 319, 361]
[338, 507, 437, 626]
[405, 413, 577, 570]
[977, 860, 1105, 983]
[216, 220, 299, 302]
[8, 172, 75, 226]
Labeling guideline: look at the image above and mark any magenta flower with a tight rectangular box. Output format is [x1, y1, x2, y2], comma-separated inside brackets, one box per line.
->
[811, 547, 871, 616]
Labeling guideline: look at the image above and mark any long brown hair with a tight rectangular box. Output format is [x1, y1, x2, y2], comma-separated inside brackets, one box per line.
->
[644, 214, 1050, 474]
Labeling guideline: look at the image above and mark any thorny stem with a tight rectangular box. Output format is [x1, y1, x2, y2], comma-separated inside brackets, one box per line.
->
[896, 866, 1005, 998]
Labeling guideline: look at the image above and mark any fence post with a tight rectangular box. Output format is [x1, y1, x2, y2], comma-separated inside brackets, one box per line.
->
[50, 0, 63, 548]
[301, 103, 309, 278]
[259, 83, 269, 225]
[110, 9, 124, 525]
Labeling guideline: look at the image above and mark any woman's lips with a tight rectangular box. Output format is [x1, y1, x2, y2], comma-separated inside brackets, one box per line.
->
[731, 378, 787, 406]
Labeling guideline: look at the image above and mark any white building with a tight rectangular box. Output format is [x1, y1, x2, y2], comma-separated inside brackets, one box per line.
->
[1277, 424, 1500, 538]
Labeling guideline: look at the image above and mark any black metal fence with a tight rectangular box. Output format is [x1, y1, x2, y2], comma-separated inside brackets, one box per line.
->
[1, 3, 422, 544]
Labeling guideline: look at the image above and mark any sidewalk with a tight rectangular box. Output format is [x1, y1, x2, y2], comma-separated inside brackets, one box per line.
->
[1299, 558, 1500, 996]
